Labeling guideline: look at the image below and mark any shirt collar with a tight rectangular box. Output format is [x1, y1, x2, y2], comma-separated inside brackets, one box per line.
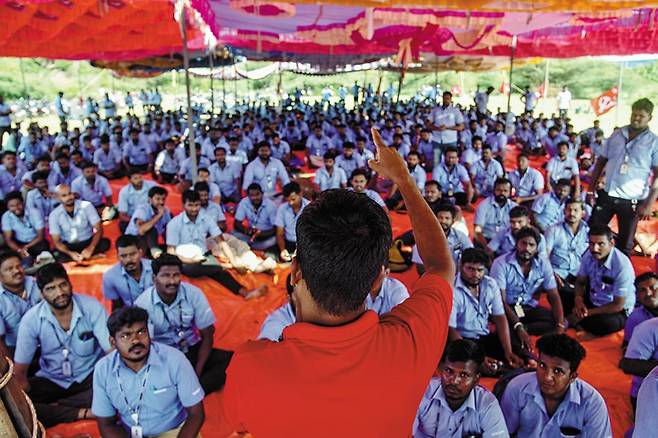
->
[600, 249, 616, 270]
[120, 259, 152, 281]
[151, 285, 184, 307]
[39, 294, 83, 328]
[433, 383, 478, 413]
[282, 310, 379, 344]
[112, 342, 164, 374]
[522, 373, 582, 409]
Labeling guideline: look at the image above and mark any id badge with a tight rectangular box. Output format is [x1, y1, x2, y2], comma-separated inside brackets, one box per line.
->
[619, 163, 629, 175]
[514, 304, 525, 318]
[130, 425, 143, 438]
[62, 360, 72, 377]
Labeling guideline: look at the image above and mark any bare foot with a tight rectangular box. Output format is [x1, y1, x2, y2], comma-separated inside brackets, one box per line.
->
[243, 285, 268, 300]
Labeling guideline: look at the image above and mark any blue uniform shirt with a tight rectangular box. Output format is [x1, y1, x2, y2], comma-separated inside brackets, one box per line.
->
[274, 198, 309, 242]
[624, 306, 657, 345]
[305, 135, 331, 156]
[258, 303, 295, 342]
[102, 259, 154, 306]
[470, 159, 504, 197]
[166, 211, 221, 250]
[624, 317, 658, 397]
[93, 146, 122, 172]
[71, 175, 112, 207]
[155, 149, 185, 175]
[47, 165, 82, 191]
[432, 163, 470, 194]
[546, 156, 579, 184]
[135, 283, 216, 350]
[449, 274, 505, 339]
[209, 162, 241, 198]
[412, 228, 473, 266]
[0, 276, 41, 347]
[501, 372, 612, 438]
[235, 198, 277, 231]
[364, 277, 409, 315]
[545, 221, 589, 278]
[14, 294, 110, 388]
[122, 139, 151, 166]
[490, 252, 557, 307]
[633, 365, 658, 438]
[26, 189, 58, 222]
[414, 378, 509, 438]
[488, 227, 547, 258]
[92, 342, 204, 436]
[242, 158, 290, 195]
[118, 180, 157, 217]
[125, 204, 171, 236]
[314, 167, 347, 191]
[474, 197, 518, 240]
[1, 209, 44, 243]
[48, 200, 101, 243]
[532, 192, 566, 231]
[335, 155, 365, 178]
[179, 156, 211, 181]
[577, 248, 636, 313]
[0, 167, 26, 197]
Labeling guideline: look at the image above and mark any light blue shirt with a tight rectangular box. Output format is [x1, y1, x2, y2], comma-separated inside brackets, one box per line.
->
[461, 147, 481, 167]
[201, 202, 226, 225]
[532, 192, 566, 231]
[485, 132, 508, 154]
[270, 141, 290, 161]
[125, 204, 171, 236]
[633, 365, 658, 438]
[546, 156, 579, 184]
[315, 167, 347, 191]
[234, 198, 277, 231]
[474, 197, 518, 240]
[408, 165, 427, 191]
[412, 228, 473, 266]
[48, 200, 100, 243]
[470, 159, 504, 197]
[624, 306, 656, 345]
[26, 189, 58, 222]
[155, 149, 185, 174]
[225, 148, 248, 166]
[47, 165, 82, 191]
[17, 140, 47, 165]
[449, 274, 505, 339]
[364, 277, 409, 315]
[335, 155, 365, 177]
[14, 294, 110, 388]
[358, 189, 386, 208]
[601, 126, 658, 200]
[258, 302, 295, 342]
[545, 221, 589, 278]
[274, 198, 309, 242]
[487, 227, 547, 258]
[577, 248, 636, 313]
[490, 251, 557, 307]
[92, 342, 204, 436]
[501, 372, 612, 438]
[71, 175, 112, 207]
[414, 378, 509, 438]
[0, 166, 26, 197]
[179, 156, 211, 181]
[508, 168, 544, 198]
[134, 283, 216, 350]
[432, 163, 471, 194]
[102, 259, 153, 306]
[166, 211, 221, 249]
[118, 180, 157, 216]
[1, 209, 44, 243]
[93, 147, 122, 172]
[242, 158, 290, 194]
[305, 134, 331, 156]
[624, 317, 658, 397]
[122, 139, 151, 166]
[0, 276, 41, 347]
[209, 162, 241, 198]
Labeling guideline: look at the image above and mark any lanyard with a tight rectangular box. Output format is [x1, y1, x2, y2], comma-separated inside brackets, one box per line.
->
[115, 364, 151, 426]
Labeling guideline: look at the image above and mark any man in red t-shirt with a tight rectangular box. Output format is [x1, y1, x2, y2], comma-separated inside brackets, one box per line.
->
[222, 128, 455, 437]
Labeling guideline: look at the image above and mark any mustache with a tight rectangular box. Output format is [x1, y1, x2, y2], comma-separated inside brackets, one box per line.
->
[129, 344, 146, 352]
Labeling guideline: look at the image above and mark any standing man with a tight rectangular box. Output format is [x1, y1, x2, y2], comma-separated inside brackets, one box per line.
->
[430, 91, 464, 167]
[55, 91, 68, 123]
[0, 95, 11, 147]
[103, 235, 153, 311]
[556, 86, 572, 118]
[475, 86, 495, 116]
[588, 98, 658, 256]
[93, 306, 205, 437]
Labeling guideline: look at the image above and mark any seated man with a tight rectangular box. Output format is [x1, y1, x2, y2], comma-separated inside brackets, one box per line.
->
[209, 146, 242, 204]
[14, 263, 111, 427]
[102, 235, 153, 311]
[490, 227, 566, 352]
[118, 167, 158, 233]
[432, 146, 473, 209]
[633, 365, 658, 437]
[135, 254, 233, 394]
[624, 273, 658, 346]
[508, 152, 544, 206]
[233, 183, 278, 252]
[487, 206, 546, 259]
[0, 250, 41, 358]
[26, 170, 58, 222]
[275, 182, 309, 262]
[49, 184, 111, 262]
[413, 340, 508, 438]
[195, 181, 227, 232]
[501, 334, 612, 437]
[335, 141, 365, 177]
[448, 248, 523, 371]
[349, 168, 387, 209]
[122, 127, 152, 173]
[242, 142, 290, 198]
[385, 151, 426, 211]
[154, 136, 184, 184]
[93, 306, 205, 438]
[545, 198, 589, 294]
[2, 190, 49, 263]
[125, 185, 171, 257]
[48, 152, 82, 191]
[166, 190, 265, 298]
[569, 225, 635, 337]
[531, 178, 571, 232]
[469, 144, 504, 199]
[0, 150, 26, 197]
[546, 141, 581, 197]
[314, 151, 347, 191]
[196, 167, 222, 205]
[621, 315, 658, 409]
[70, 161, 113, 212]
[93, 133, 123, 180]
[178, 143, 211, 191]
[413, 204, 472, 273]
[474, 178, 517, 247]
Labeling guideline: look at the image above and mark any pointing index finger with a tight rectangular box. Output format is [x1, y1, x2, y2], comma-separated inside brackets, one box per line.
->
[370, 127, 386, 151]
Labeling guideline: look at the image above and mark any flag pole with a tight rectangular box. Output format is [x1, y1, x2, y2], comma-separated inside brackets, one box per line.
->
[178, 0, 198, 183]
[616, 61, 625, 127]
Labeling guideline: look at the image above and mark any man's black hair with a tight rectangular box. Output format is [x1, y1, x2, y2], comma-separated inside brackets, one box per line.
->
[148, 186, 168, 198]
[127, 167, 142, 178]
[494, 177, 511, 189]
[323, 151, 337, 160]
[589, 224, 614, 241]
[80, 160, 96, 170]
[632, 98, 654, 115]
[152, 253, 183, 276]
[295, 189, 392, 316]
[350, 168, 368, 180]
[460, 248, 490, 267]
[115, 234, 141, 250]
[194, 181, 210, 193]
[436, 203, 456, 217]
[2, 150, 16, 159]
[283, 181, 302, 198]
[4, 191, 23, 205]
[636, 272, 658, 288]
[31, 170, 49, 183]
[36, 263, 70, 290]
[509, 205, 529, 219]
[107, 306, 149, 337]
[514, 226, 540, 245]
[556, 178, 571, 188]
[444, 146, 459, 156]
[182, 189, 200, 204]
[407, 151, 421, 160]
[0, 250, 21, 268]
[444, 339, 485, 367]
[247, 183, 263, 194]
[472, 135, 482, 144]
[425, 180, 440, 190]
[536, 333, 586, 372]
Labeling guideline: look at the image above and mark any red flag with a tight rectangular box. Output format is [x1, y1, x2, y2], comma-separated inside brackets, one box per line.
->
[499, 82, 510, 95]
[591, 87, 618, 116]
[451, 84, 462, 95]
[538, 84, 545, 98]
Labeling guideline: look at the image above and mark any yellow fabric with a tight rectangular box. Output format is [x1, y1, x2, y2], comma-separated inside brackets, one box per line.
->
[153, 425, 201, 437]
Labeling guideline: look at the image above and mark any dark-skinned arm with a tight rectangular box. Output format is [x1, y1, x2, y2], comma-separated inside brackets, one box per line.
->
[178, 402, 205, 438]
[546, 287, 566, 332]
[97, 416, 128, 438]
[194, 326, 215, 377]
[619, 358, 658, 378]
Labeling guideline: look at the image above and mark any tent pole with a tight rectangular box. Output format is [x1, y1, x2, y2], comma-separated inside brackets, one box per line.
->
[396, 66, 405, 103]
[179, 1, 198, 183]
[222, 68, 226, 109]
[18, 59, 27, 97]
[506, 36, 516, 115]
[209, 50, 215, 116]
[543, 58, 550, 98]
[434, 62, 438, 103]
[616, 61, 625, 127]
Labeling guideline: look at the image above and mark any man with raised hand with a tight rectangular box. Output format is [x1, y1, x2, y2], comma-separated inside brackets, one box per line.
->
[222, 128, 454, 436]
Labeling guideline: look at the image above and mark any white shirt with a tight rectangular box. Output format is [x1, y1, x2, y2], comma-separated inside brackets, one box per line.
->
[557, 90, 572, 110]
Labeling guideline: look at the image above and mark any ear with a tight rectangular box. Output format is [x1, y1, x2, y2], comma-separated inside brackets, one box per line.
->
[109, 336, 116, 349]
[569, 371, 578, 383]
[369, 266, 387, 295]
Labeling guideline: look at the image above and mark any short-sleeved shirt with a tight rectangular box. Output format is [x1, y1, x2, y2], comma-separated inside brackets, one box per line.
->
[179, 156, 211, 181]
[490, 251, 557, 307]
[449, 274, 504, 339]
[335, 155, 365, 178]
[122, 139, 151, 166]
[414, 378, 508, 438]
[47, 166, 82, 191]
[135, 283, 216, 350]
[532, 192, 566, 231]
[1, 209, 44, 243]
[460, 147, 481, 168]
[485, 132, 508, 154]
[624, 317, 658, 397]
[432, 163, 470, 194]
[408, 165, 427, 191]
[235, 198, 277, 231]
[222, 274, 453, 436]
[118, 180, 157, 217]
[577, 248, 636, 313]
[26, 189, 58, 222]
[48, 200, 101, 243]
[92, 342, 204, 436]
[431, 105, 463, 144]
[474, 197, 518, 240]
[412, 228, 473, 266]
[102, 259, 153, 306]
[242, 158, 290, 194]
[71, 175, 112, 207]
[601, 126, 658, 200]
[93, 147, 122, 172]
[0, 167, 26, 197]
[315, 167, 347, 191]
[125, 204, 171, 236]
[470, 159, 504, 196]
[633, 365, 658, 438]
[624, 306, 657, 345]
[225, 149, 248, 166]
[305, 135, 331, 156]
[545, 221, 589, 278]
[501, 372, 612, 438]
[487, 227, 547, 258]
[14, 294, 110, 388]
[275, 199, 309, 242]
[546, 156, 579, 184]
[209, 162, 241, 198]
[0, 276, 41, 347]
[364, 277, 410, 315]
[165, 211, 221, 250]
[508, 168, 544, 198]
[155, 149, 185, 174]
[201, 202, 226, 225]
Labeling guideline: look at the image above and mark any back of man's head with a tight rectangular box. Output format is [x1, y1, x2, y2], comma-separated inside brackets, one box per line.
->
[296, 189, 391, 316]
